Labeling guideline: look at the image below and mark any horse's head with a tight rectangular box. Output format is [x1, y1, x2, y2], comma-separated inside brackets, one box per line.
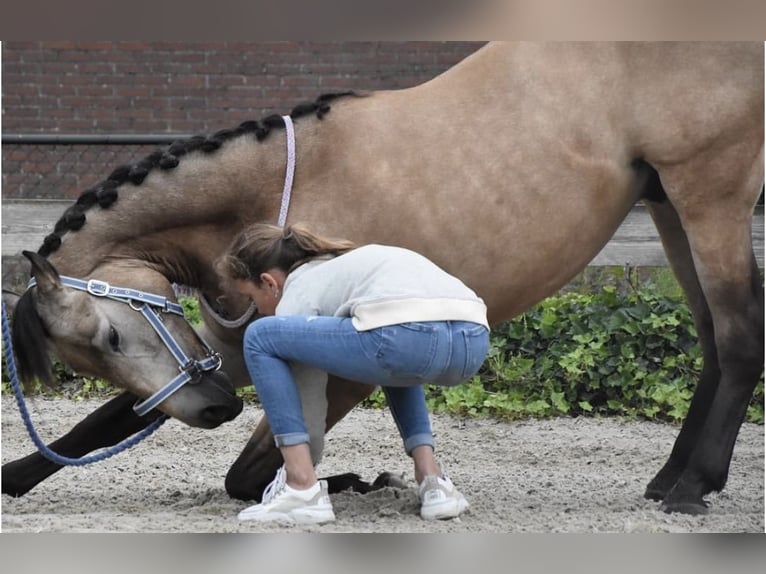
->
[11, 251, 243, 428]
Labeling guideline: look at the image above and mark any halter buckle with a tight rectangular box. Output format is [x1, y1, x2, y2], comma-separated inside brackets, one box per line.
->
[208, 351, 223, 372]
[180, 359, 202, 382]
[86, 279, 110, 297]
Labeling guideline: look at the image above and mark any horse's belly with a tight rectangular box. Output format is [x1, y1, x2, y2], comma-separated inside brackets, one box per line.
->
[469, 163, 640, 323]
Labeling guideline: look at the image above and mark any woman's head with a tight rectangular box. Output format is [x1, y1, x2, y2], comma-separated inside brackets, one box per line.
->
[217, 223, 354, 311]
[217, 222, 355, 284]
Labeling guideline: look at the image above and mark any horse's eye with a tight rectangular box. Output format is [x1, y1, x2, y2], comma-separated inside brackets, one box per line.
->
[108, 326, 120, 352]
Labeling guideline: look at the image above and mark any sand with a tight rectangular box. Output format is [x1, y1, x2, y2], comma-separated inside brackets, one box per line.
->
[1, 396, 763, 532]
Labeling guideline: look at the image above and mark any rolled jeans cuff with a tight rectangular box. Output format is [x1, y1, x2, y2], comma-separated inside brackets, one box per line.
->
[404, 433, 434, 456]
[274, 431, 311, 448]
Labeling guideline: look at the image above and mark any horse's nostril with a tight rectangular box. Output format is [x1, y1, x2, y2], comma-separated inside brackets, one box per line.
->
[200, 406, 228, 426]
[201, 399, 243, 426]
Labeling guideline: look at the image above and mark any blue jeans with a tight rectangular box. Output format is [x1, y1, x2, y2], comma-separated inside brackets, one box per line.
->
[242, 316, 489, 453]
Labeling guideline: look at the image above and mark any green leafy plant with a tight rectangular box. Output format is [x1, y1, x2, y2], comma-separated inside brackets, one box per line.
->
[180, 295, 203, 326]
[363, 274, 763, 425]
[5, 277, 764, 425]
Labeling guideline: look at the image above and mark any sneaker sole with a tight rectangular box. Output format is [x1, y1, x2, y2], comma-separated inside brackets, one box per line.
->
[420, 497, 469, 521]
[238, 508, 336, 525]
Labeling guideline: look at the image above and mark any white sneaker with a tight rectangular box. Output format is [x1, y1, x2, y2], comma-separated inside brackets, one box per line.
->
[238, 466, 335, 524]
[418, 474, 469, 520]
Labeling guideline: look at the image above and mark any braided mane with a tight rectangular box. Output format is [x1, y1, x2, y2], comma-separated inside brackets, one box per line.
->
[39, 91, 359, 257]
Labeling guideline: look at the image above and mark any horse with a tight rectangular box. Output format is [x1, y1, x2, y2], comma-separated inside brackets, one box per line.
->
[2, 42, 763, 516]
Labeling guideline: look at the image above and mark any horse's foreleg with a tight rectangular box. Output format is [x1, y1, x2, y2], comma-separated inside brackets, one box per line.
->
[223, 414, 283, 501]
[643, 198, 722, 501]
[225, 375, 379, 501]
[2, 391, 163, 497]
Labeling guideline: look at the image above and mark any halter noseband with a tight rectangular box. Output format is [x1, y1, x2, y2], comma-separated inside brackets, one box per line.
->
[27, 276, 223, 417]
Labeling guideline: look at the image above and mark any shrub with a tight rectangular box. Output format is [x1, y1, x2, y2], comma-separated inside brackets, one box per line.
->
[3, 286, 764, 424]
[418, 282, 764, 424]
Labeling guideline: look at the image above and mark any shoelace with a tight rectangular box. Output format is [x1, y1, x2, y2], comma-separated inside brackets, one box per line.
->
[420, 474, 451, 496]
[262, 466, 287, 503]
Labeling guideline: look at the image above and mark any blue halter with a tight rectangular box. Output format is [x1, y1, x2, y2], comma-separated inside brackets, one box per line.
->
[27, 276, 223, 416]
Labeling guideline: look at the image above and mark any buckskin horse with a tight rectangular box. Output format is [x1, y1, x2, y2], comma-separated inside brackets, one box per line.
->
[3, 42, 763, 515]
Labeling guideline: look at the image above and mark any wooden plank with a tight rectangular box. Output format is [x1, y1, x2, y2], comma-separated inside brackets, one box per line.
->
[2, 199, 73, 257]
[2, 199, 764, 267]
[591, 205, 764, 268]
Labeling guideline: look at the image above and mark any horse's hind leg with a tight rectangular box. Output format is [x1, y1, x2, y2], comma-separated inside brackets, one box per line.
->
[642, 192, 723, 502]
[2, 391, 162, 496]
[647, 150, 763, 514]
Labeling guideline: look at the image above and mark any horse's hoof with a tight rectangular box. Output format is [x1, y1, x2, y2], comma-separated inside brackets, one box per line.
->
[643, 484, 668, 502]
[656, 471, 712, 515]
[372, 471, 408, 490]
[660, 500, 709, 515]
[644, 465, 684, 502]
[2, 463, 34, 498]
[659, 491, 710, 515]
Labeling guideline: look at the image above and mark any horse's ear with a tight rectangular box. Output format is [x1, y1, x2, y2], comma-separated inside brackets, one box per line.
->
[22, 250, 62, 294]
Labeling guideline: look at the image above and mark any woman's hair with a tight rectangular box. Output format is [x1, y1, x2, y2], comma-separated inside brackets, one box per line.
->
[217, 222, 356, 284]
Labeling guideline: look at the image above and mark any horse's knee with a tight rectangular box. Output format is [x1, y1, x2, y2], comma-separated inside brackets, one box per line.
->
[225, 426, 284, 501]
[224, 466, 249, 500]
[225, 447, 283, 501]
[224, 462, 263, 502]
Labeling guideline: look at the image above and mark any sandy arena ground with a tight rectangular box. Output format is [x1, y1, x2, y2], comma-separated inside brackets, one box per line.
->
[1, 396, 763, 532]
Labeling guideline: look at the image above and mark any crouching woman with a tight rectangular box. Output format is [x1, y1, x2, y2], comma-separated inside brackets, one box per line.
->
[217, 222, 490, 524]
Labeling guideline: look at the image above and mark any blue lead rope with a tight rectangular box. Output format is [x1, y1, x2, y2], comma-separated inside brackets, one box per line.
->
[1, 298, 167, 467]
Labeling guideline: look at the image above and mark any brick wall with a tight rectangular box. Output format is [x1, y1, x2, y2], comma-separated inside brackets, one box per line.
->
[2, 41, 485, 199]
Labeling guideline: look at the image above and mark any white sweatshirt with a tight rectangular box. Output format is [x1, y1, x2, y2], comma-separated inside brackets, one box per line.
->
[275, 244, 488, 331]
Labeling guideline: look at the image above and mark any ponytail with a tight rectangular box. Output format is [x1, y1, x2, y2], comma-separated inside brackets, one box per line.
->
[217, 222, 355, 284]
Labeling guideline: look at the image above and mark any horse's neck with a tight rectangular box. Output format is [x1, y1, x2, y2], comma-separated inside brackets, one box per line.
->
[47, 42, 501, 284]
[45, 42, 505, 285]
[48, 134, 287, 290]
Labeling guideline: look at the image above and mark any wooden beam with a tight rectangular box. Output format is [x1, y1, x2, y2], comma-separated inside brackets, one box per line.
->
[2, 199, 74, 258]
[590, 205, 763, 268]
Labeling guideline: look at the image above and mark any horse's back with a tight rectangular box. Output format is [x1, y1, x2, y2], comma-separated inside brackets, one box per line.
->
[291, 42, 763, 321]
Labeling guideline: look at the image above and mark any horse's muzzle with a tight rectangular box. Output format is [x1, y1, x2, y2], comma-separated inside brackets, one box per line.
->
[197, 370, 243, 427]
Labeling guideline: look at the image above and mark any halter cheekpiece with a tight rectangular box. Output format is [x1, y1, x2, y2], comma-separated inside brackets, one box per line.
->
[27, 275, 222, 416]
